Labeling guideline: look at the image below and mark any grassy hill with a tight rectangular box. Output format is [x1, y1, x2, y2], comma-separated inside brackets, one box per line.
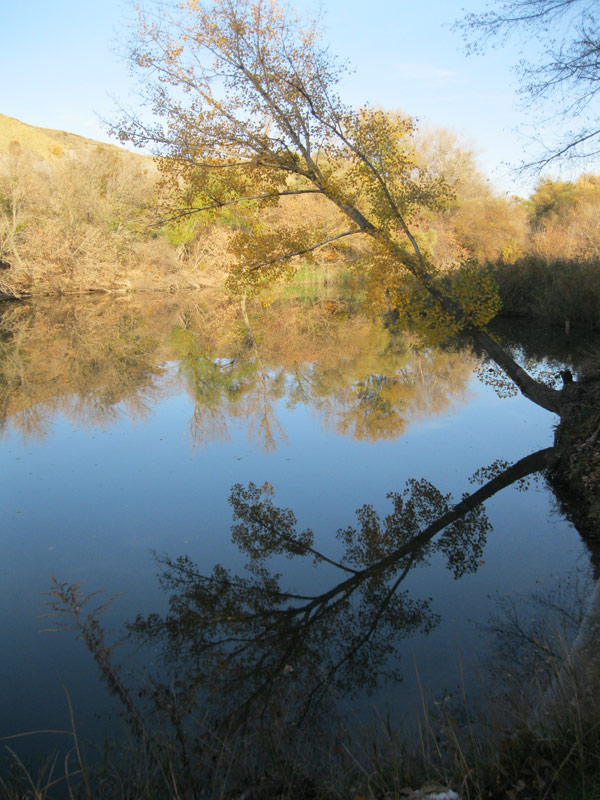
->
[0, 113, 228, 298]
[0, 112, 132, 159]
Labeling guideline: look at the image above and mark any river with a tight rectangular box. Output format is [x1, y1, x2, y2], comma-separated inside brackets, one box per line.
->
[0, 290, 596, 774]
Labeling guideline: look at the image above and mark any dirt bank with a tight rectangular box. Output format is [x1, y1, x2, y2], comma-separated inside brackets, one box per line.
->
[551, 372, 600, 539]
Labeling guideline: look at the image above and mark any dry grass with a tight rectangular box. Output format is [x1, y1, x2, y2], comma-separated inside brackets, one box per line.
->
[0, 125, 233, 298]
[0, 113, 127, 161]
[4, 566, 598, 799]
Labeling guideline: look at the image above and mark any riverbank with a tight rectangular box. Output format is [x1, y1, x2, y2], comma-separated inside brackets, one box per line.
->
[3, 574, 598, 800]
[552, 370, 600, 540]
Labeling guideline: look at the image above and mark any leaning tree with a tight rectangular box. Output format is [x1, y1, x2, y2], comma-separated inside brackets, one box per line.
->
[115, 0, 563, 413]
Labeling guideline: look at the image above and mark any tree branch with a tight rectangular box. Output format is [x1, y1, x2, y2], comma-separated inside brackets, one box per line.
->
[246, 228, 362, 272]
[160, 189, 323, 222]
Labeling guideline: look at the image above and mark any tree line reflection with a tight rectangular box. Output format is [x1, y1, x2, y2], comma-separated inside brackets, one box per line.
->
[1, 291, 475, 446]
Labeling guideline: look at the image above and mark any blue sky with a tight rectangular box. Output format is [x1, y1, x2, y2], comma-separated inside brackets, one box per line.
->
[0, 0, 570, 195]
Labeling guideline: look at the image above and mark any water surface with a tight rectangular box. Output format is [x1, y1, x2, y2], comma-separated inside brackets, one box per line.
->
[0, 291, 594, 763]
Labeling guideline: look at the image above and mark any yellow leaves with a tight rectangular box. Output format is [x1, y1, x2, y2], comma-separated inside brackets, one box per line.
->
[164, 43, 184, 65]
[386, 261, 501, 345]
[391, 280, 458, 345]
[341, 108, 453, 234]
[450, 260, 501, 327]
[125, 0, 501, 352]
[226, 221, 322, 295]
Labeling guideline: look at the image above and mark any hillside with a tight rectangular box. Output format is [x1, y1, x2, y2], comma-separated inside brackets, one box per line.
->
[0, 112, 134, 159]
[0, 113, 228, 298]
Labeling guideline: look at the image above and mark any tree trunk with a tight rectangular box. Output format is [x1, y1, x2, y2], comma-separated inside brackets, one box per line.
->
[471, 329, 562, 414]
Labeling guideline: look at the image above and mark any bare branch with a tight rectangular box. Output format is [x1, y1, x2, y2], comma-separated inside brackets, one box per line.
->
[457, 0, 600, 168]
[522, 126, 600, 169]
[246, 228, 363, 272]
[160, 189, 323, 223]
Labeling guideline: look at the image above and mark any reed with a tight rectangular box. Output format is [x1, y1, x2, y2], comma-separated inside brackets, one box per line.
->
[4, 574, 599, 799]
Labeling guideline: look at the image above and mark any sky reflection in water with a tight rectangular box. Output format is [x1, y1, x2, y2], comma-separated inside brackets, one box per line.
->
[0, 291, 592, 759]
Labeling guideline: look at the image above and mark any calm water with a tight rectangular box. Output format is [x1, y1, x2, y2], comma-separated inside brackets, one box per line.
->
[0, 291, 594, 765]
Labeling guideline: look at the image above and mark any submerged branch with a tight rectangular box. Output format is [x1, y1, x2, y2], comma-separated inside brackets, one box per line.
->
[471, 330, 562, 413]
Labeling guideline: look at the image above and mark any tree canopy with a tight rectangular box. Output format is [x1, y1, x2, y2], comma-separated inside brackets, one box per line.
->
[115, 0, 563, 413]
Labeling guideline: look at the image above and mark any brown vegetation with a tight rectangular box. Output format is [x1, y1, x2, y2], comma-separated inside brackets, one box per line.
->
[0, 120, 232, 297]
[552, 370, 600, 538]
[2, 112, 600, 338]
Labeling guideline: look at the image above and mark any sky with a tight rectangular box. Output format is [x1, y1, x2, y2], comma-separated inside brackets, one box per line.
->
[0, 0, 574, 196]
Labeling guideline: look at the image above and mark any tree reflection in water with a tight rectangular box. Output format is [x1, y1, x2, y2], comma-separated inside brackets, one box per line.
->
[0, 292, 476, 448]
[49, 447, 555, 751]
[5, 293, 579, 789]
